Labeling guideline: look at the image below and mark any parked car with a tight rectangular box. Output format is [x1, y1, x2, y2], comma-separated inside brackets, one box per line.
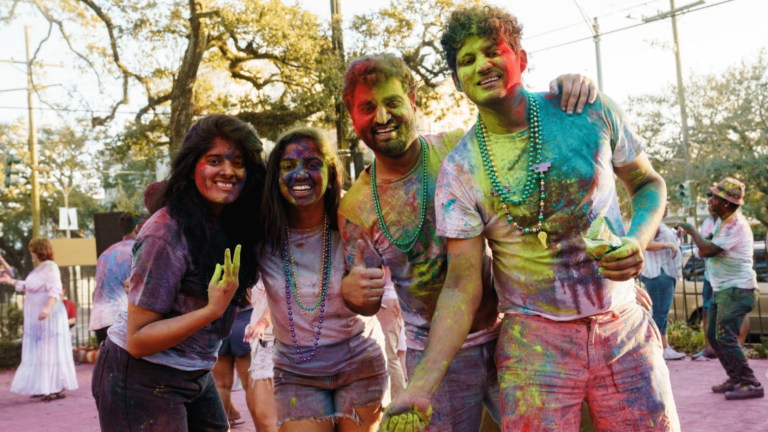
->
[667, 242, 768, 335]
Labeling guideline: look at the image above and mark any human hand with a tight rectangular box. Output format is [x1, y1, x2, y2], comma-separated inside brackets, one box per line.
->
[378, 391, 433, 432]
[341, 240, 385, 311]
[597, 237, 644, 281]
[668, 242, 679, 259]
[677, 222, 694, 233]
[0, 273, 13, 285]
[244, 318, 268, 343]
[207, 245, 241, 317]
[38, 308, 50, 320]
[634, 284, 653, 312]
[549, 74, 598, 115]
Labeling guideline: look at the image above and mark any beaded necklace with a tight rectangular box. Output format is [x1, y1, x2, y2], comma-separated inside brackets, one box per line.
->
[370, 137, 428, 253]
[475, 92, 550, 248]
[281, 214, 331, 362]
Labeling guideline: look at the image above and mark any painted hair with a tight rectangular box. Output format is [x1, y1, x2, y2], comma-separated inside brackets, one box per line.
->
[342, 53, 418, 113]
[440, 4, 524, 75]
[260, 126, 346, 252]
[156, 114, 266, 308]
[28, 237, 54, 262]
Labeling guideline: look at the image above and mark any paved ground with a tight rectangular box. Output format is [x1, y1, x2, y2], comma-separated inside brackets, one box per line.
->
[1, 359, 768, 431]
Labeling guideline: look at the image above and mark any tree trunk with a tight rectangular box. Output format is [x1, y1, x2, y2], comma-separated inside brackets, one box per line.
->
[169, 0, 210, 154]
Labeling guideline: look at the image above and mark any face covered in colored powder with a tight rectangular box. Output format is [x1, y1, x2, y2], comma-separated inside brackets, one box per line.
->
[193, 137, 246, 214]
[350, 77, 417, 157]
[278, 137, 329, 210]
[453, 35, 528, 107]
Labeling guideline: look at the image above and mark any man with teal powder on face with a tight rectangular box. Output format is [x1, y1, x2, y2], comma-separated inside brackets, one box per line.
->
[381, 4, 680, 432]
[338, 52, 600, 430]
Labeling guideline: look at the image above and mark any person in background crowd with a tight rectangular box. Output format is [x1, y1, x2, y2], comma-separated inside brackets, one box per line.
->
[376, 267, 407, 399]
[213, 289, 256, 428]
[144, 180, 168, 215]
[692, 197, 719, 360]
[92, 114, 266, 431]
[62, 295, 77, 328]
[90, 211, 144, 345]
[0, 237, 78, 402]
[641, 202, 685, 360]
[243, 278, 278, 432]
[0, 253, 15, 279]
[257, 126, 387, 432]
[679, 177, 763, 400]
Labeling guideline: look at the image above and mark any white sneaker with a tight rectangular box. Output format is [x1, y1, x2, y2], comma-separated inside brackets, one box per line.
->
[663, 346, 686, 360]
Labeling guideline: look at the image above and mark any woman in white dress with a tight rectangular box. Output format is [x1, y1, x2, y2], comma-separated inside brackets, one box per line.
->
[0, 237, 78, 401]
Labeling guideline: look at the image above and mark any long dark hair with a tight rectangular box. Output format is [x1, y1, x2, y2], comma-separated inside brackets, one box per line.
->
[156, 114, 266, 308]
[261, 126, 345, 252]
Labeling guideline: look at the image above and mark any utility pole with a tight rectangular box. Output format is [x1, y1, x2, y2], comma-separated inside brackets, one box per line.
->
[25, 26, 41, 238]
[592, 17, 604, 92]
[644, 0, 704, 183]
[330, 0, 347, 151]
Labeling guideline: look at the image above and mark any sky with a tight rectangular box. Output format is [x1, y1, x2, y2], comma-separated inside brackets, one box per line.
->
[0, 0, 765, 129]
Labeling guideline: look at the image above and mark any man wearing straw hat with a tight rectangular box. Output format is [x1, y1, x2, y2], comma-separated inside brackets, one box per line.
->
[678, 177, 764, 400]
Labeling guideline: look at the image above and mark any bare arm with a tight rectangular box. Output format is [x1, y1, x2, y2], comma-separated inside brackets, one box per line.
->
[127, 246, 241, 359]
[599, 154, 667, 280]
[383, 236, 485, 422]
[678, 223, 724, 258]
[38, 296, 57, 321]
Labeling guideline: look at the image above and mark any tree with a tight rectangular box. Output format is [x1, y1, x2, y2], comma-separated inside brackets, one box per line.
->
[627, 52, 768, 227]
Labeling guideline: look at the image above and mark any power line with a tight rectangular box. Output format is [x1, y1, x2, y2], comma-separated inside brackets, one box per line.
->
[0, 105, 171, 116]
[529, 0, 740, 54]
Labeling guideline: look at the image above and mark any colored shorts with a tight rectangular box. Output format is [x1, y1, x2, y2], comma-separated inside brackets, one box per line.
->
[249, 339, 275, 381]
[273, 354, 388, 427]
[93, 338, 228, 432]
[218, 308, 252, 357]
[497, 302, 680, 432]
[406, 338, 501, 432]
[702, 278, 713, 309]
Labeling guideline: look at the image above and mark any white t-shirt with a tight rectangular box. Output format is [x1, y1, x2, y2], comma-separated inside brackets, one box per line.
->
[699, 216, 717, 281]
[709, 210, 757, 291]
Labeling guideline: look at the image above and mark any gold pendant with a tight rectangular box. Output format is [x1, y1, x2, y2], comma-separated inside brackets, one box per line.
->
[538, 231, 548, 248]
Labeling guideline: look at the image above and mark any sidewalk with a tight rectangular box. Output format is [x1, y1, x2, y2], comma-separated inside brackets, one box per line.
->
[1, 359, 767, 431]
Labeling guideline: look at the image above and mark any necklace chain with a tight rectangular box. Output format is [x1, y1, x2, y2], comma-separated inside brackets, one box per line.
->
[475, 92, 548, 236]
[281, 215, 332, 362]
[371, 137, 428, 253]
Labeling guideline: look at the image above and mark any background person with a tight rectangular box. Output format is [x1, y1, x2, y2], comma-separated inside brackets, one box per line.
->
[90, 211, 143, 345]
[678, 177, 763, 400]
[243, 278, 278, 432]
[0, 237, 78, 402]
[641, 203, 685, 360]
[375, 267, 407, 399]
[92, 114, 265, 431]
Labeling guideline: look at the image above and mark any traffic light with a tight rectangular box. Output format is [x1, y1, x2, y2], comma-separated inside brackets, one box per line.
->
[676, 181, 691, 208]
[4, 153, 22, 188]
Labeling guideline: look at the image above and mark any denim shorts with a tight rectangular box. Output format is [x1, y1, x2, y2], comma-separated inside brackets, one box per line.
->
[272, 354, 388, 427]
[218, 308, 252, 357]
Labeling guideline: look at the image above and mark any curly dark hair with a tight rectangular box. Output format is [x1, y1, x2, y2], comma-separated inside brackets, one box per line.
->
[118, 211, 143, 236]
[260, 126, 345, 253]
[156, 114, 266, 308]
[440, 4, 524, 75]
[342, 53, 417, 113]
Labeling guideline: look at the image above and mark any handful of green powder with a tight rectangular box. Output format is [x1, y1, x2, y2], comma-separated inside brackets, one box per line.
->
[582, 216, 622, 260]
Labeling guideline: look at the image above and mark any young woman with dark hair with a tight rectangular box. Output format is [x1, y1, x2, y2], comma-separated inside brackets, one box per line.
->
[258, 127, 387, 432]
[91, 114, 266, 432]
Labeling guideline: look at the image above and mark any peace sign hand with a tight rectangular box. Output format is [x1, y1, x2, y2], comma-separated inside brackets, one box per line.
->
[207, 245, 241, 316]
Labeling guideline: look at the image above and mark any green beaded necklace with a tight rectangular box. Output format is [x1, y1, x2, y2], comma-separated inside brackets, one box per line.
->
[475, 92, 550, 247]
[371, 137, 428, 253]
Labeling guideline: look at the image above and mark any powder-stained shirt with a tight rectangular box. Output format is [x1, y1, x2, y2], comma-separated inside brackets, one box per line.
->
[14, 260, 62, 297]
[700, 216, 717, 281]
[436, 92, 642, 321]
[257, 225, 384, 376]
[89, 236, 134, 331]
[108, 207, 239, 371]
[339, 131, 500, 350]
[641, 223, 682, 280]
[709, 210, 757, 291]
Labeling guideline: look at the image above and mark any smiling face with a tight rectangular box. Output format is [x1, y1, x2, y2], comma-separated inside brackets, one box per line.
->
[454, 35, 527, 107]
[278, 138, 329, 210]
[193, 137, 246, 215]
[350, 77, 417, 157]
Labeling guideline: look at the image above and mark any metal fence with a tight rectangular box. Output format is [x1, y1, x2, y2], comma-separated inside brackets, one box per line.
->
[671, 235, 766, 340]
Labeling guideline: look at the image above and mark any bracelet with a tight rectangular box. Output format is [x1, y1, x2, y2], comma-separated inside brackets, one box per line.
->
[257, 318, 269, 327]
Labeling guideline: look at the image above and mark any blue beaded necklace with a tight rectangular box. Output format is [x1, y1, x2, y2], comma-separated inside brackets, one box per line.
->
[475, 92, 550, 248]
[281, 214, 331, 362]
[370, 137, 428, 253]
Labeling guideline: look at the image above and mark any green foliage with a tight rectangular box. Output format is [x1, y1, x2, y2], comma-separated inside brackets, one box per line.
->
[0, 340, 22, 370]
[748, 336, 768, 359]
[667, 320, 707, 355]
[626, 52, 768, 226]
[0, 303, 23, 341]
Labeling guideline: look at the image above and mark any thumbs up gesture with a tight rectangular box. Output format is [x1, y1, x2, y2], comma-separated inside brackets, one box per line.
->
[341, 240, 385, 316]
